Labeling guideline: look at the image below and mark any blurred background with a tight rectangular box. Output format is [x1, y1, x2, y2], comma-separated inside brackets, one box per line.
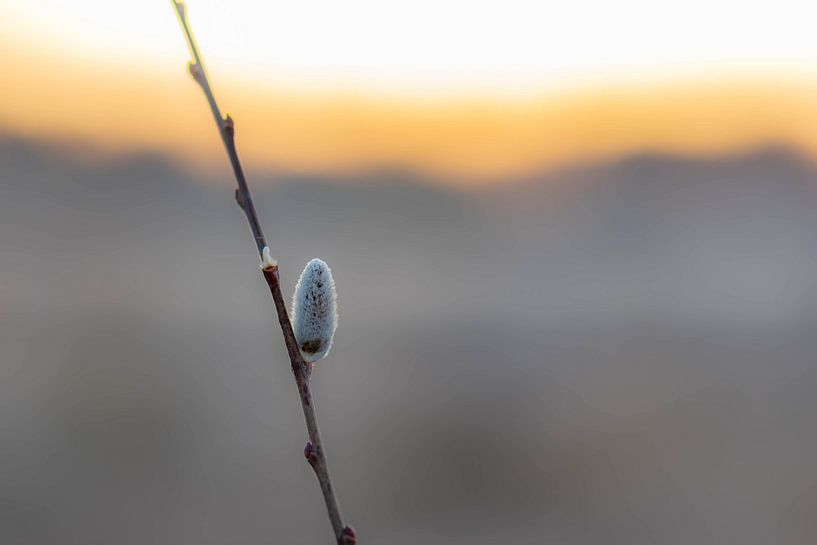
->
[3, 1, 817, 544]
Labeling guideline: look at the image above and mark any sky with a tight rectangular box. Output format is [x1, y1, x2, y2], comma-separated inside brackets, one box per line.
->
[2, 0, 817, 183]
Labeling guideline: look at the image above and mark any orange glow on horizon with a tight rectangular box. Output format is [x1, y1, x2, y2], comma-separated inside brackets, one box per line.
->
[3, 38, 817, 185]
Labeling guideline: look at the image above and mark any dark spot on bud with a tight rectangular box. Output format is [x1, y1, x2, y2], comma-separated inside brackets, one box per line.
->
[301, 340, 323, 354]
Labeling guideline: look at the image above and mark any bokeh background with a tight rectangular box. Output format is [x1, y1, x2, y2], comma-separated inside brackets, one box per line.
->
[3, 1, 817, 544]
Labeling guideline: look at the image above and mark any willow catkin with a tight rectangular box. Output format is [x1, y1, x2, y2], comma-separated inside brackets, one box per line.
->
[291, 258, 338, 363]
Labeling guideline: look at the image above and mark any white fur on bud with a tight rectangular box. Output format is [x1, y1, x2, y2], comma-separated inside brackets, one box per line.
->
[291, 258, 337, 363]
[260, 246, 277, 269]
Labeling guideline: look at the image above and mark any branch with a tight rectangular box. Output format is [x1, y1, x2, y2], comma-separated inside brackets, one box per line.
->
[171, 3, 355, 543]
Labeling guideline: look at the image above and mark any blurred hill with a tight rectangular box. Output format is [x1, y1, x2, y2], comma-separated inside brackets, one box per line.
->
[2, 135, 817, 545]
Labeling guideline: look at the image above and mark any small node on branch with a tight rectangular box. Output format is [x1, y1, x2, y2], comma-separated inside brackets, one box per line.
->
[260, 246, 277, 270]
[223, 115, 235, 137]
[339, 526, 357, 545]
[187, 61, 205, 86]
[304, 441, 320, 468]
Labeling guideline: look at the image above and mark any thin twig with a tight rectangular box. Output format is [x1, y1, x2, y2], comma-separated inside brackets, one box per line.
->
[171, 3, 354, 543]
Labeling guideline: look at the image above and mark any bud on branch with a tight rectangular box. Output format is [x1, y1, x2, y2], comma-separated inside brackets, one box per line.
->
[292, 259, 338, 364]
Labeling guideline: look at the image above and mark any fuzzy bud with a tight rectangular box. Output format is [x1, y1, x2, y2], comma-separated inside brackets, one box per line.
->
[291, 258, 337, 363]
[260, 246, 277, 269]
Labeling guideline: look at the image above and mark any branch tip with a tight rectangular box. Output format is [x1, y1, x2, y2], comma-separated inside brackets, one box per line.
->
[173, 1, 186, 20]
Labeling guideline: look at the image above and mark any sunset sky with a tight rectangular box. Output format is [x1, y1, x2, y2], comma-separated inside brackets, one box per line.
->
[2, 0, 817, 183]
